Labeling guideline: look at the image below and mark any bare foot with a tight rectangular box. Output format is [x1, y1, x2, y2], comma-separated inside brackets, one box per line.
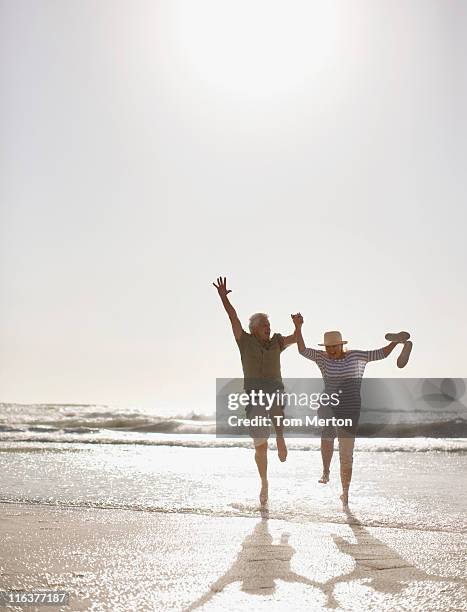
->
[260, 480, 268, 506]
[276, 437, 287, 462]
[340, 493, 349, 508]
[318, 471, 330, 484]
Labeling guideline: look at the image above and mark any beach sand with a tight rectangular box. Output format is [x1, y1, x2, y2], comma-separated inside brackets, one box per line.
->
[1, 501, 466, 612]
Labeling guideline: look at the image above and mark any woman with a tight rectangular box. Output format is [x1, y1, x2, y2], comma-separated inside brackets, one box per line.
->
[291, 313, 412, 507]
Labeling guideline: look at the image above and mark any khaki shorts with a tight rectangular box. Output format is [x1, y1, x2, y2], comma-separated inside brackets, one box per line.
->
[245, 390, 285, 448]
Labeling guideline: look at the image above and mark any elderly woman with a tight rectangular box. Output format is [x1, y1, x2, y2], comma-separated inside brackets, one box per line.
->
[213, 277, 297, 506]
[291, 313, 412, 507]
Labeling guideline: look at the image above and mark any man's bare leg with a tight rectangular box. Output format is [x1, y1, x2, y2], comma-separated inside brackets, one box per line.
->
[276, 437, 287, 462]
[255, 442, 268, 505]
[271, 403, 287, 462]
[319, 437, 334, 483]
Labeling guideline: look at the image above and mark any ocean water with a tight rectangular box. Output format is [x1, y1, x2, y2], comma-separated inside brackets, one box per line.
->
[1, 402, 466, 450]
[1, 442, 466, 534]
[1, 404, 466, 535]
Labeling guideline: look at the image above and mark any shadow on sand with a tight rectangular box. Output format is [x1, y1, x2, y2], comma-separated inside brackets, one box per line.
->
[187, 507, 455, 610]
[186, 508, 319, 610]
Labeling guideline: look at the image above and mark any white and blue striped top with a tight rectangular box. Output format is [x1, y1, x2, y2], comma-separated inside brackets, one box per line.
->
[300, 347, 386, 412]
[300, 347, 385, 382]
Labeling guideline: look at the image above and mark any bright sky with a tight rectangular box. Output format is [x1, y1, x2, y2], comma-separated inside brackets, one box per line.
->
[1, 0, 466, 414]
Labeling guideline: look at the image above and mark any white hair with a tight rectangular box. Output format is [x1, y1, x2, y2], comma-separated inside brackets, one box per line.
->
[248, 312, 269, 333]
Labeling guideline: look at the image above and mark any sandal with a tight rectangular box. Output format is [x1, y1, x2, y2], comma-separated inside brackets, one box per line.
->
[397, 340, 413, 368]
[385, 331, 410, 343]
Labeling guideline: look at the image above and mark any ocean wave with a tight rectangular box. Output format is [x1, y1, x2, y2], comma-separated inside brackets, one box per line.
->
[0, 403, 215, 434]
[1, 402, 466, 450]
[34, 417, 210, 433]
[2, 411, 467, 436]
[0, 433, 466, 453]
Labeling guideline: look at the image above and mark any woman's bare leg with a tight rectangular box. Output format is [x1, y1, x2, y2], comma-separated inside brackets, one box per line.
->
[319, 437, 334, 483]
[338, 435, 355, 506]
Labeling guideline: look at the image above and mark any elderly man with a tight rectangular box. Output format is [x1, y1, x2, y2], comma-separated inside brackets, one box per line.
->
[213, 277, 297, 506]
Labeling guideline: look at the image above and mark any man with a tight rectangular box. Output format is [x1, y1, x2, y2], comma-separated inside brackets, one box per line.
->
[213, 277, 297, 506]
[291, 313, 412, 507]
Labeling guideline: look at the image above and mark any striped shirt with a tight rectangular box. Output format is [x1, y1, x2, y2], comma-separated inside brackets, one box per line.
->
[299, 347, 386, 415]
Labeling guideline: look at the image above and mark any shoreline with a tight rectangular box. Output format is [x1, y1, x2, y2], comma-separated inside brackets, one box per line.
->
[1, 499, 465, 535]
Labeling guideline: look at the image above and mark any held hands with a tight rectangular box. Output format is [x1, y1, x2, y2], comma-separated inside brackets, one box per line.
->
[291, 312, 303, 328]
[213, 276, 231, 299]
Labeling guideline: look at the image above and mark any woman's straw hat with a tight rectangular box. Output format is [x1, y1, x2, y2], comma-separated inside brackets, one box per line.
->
[318, 330, 348, 346]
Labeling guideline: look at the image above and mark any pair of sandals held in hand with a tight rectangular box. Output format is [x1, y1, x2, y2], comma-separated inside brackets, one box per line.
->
[385, 331, 412, 368]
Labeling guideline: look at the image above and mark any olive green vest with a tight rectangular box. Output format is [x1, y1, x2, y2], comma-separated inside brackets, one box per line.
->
[237, 330, 285, 390]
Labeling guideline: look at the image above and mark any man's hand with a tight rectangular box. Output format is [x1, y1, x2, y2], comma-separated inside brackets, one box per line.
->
[213, 277, 232, 299]
[291, 312, 304, 328]
[213, 275, 243, 342]
[291, 313, 306, 353]
[281, 313, 302, 349]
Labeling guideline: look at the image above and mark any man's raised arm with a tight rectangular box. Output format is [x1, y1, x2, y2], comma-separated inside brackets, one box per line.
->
[281, 320, 298, 349]
[213, 276, 244, 342]
[291, 313, 306, 352]
[291, 313, 324, 366]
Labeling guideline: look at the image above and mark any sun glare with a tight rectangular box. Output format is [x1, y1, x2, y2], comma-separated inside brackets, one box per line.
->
[172, 0, 342, 98]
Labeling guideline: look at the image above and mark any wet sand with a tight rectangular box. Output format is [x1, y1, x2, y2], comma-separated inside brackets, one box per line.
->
[1, 502, 466, 611]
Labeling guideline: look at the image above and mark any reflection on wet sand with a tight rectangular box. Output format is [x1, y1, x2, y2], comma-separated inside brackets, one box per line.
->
[187, 509, 459, 611]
